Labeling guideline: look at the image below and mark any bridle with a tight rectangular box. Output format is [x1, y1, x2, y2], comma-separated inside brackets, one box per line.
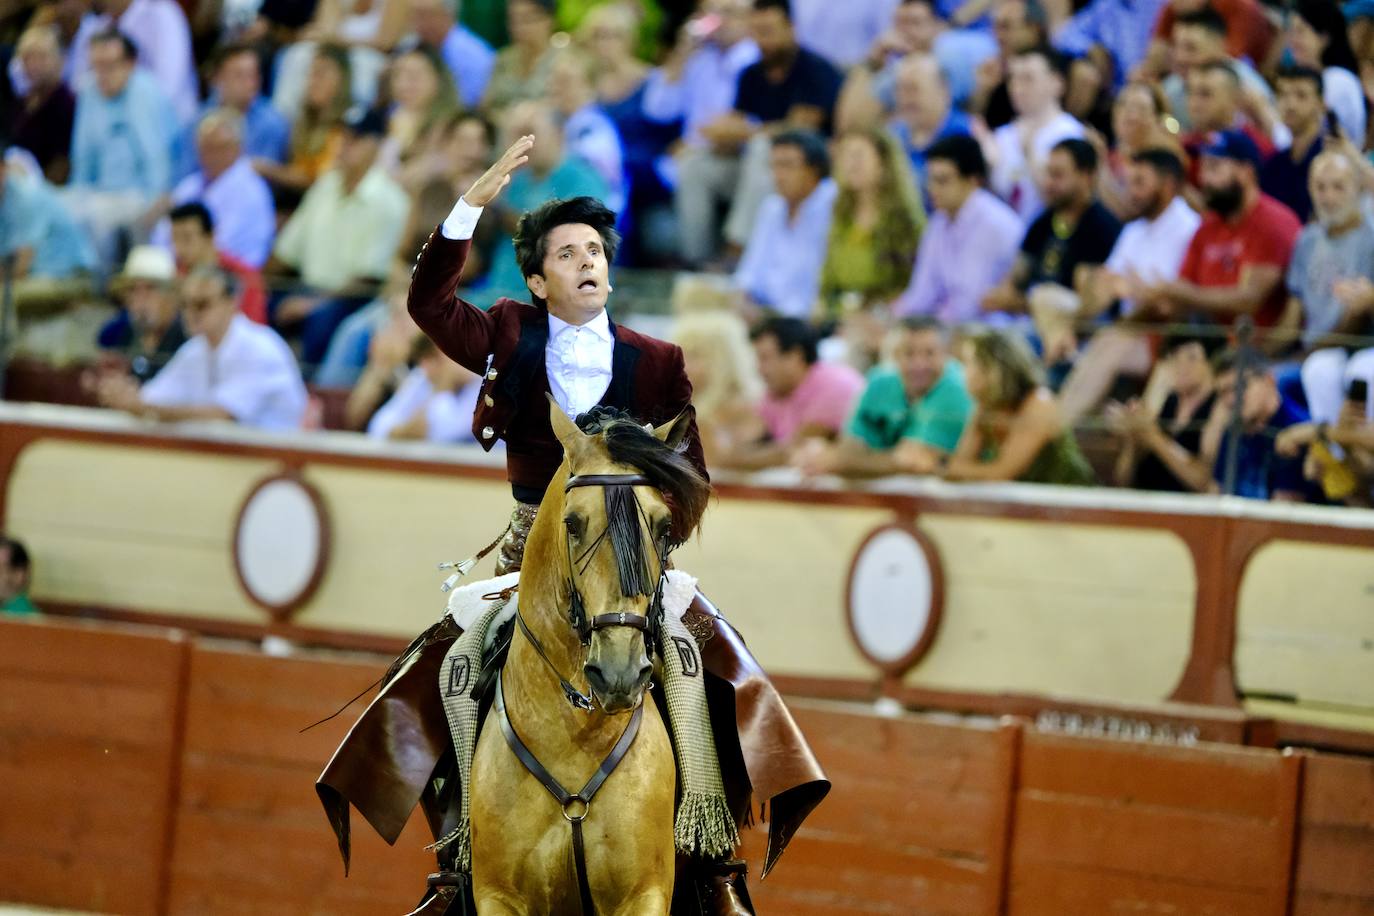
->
[516, 472, 670, 713]
[497, 471, 672, 916]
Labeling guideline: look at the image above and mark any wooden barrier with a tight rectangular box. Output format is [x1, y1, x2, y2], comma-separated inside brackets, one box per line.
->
[0, 617, 188, 915]
[166, 644, 435, 914]
[3, 403, 1374, 755]
[1293, 752, 1374, 915]
[1007, 731, 1301, 915]
[4, 616, 1374, 915]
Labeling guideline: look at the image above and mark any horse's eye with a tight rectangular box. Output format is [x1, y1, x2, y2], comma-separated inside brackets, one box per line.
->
[655, 519, 672, 544]
[564, 515, 585, 540]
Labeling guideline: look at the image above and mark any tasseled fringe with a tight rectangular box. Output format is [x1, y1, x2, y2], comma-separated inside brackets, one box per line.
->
[674, 791, 740, 860]
[426, 819, 472, 873]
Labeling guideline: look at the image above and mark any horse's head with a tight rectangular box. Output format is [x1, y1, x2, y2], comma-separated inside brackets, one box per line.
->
[537, 399, 708, 713]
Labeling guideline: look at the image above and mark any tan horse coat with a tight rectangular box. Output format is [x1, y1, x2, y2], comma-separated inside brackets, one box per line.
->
[470, 408, 683, 915]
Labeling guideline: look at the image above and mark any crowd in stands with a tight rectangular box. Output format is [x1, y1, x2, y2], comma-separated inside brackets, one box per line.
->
[3, 0, 1374, 507]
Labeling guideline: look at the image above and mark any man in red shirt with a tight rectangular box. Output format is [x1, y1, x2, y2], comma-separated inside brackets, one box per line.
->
[1131, 129, 1300, 337]
[168, 202, 267, 323]
[1143, 0, 1276, 79]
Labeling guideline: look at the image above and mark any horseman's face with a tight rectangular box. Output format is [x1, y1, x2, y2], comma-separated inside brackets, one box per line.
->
[526, 223, 611, 322]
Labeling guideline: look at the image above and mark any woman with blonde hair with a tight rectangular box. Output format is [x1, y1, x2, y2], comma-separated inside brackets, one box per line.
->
[381, 46, 460, 176]
[935, 327, 1095, 484]
[819, 128, 926, 321]
[255, 44, 353, 199]
[671, 310, 766, 467]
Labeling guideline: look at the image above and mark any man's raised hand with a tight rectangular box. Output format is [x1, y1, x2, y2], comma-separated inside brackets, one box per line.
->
[463, 135, 535, 208]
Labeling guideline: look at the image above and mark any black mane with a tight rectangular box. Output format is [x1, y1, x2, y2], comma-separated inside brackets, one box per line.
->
[575, 406, 710, 546]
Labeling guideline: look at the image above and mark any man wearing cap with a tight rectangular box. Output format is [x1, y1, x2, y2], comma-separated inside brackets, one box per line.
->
[95, 265, 308, 430]
[1129, 129, 1301, 336]
[266, 105, 410, 372]
[95, 244, 186, 382]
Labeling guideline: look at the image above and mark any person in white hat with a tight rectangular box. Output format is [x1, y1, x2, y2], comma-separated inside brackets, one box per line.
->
[94, 244, 186, 382]
[95, 265, 308, 430]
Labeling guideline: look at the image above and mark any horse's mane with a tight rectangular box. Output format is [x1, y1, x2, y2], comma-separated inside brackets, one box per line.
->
[574, 406, 710, 546]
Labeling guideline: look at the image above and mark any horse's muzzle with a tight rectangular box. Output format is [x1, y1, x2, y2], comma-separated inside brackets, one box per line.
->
[584, 658, 652, 713]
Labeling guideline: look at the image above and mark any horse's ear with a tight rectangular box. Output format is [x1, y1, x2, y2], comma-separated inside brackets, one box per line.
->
[652, 406, 695, 451]
[548, 394, 587, 450]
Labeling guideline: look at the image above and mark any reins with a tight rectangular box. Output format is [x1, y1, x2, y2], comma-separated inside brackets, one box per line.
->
[501, 471, 669, 916]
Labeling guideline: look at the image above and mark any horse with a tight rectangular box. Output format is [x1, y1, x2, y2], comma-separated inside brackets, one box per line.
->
[469, 400, 711, 915]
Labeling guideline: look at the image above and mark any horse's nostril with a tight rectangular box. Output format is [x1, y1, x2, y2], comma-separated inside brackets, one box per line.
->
[635, 663, 652, 687]
[584, 664, 609, 694]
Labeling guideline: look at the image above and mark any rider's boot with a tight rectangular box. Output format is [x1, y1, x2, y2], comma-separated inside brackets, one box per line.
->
[689, 858, 755, 916]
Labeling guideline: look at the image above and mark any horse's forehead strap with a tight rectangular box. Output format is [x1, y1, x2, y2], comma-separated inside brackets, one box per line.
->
[564, 474, 653, 492]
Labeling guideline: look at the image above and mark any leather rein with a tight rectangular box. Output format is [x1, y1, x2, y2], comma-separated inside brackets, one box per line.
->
[497, 472, 664, 916]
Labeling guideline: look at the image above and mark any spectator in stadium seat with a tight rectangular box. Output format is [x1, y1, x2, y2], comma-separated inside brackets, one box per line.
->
[734, 130, 838, 320]
[267, 105, 411, 372]
[678, 0, 843, 262]
[1259, 66, 1329, 224]
[1106, 333, 1217, 491]
[96, 266, 308, 430]
[1130, 130, 1301, 337]
[1290, 151, 1374, 426]
[0, 151, 97, 314]
[96, 246, 186, 383]
[818, 128, 925, 320]
[641, 0, 759, 266]
[482, 0, 559, 112]
[254, 44, 353, 197]
[717, 317, 864, 468]
[1284, 0, 1365, 143]
[894, 134, 1024, 324]
[884, 54, 974, 190]
[1094, 81, 1182, 219]
[1058, 147, 1201, 424]
[1051, 0, 1169, 94]
[0, 535, 38, 616]
[68, 0, 199, 124]
[546, 48, 627, 214]
[984, 45, 1086, 223]
[379, 46, 460, 178]
[941, 326, 1096, 484]
[152, 108, 277, 269]
[982, 137, 1122, 363]
[175, 43, 290, 182]
[793, 317, 972, 477]
[970, 0, 1050, 131]
[1141, 0, 1277, 84]
[10, 25, 76, 185]
[65, 29, 176, 271]
[398, 111, 497, 264]
[335, 273, 423, 416]
[1278, 379, 1374, 503]
[840, 0, 998, 124]
[409, 0, 496, 109]
[167, 203, 268, 324]
[671, 310, 767, 468]
[364, 336, 481, 443]
[1150, 349, 1311, 499]
[1162, 10, 1275, 134]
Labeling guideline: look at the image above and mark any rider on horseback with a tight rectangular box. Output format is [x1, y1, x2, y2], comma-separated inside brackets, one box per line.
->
[317, 136, 827, 916]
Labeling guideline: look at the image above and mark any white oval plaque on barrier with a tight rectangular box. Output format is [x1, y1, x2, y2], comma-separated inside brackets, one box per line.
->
[845, 523, 944, 676]
[233, 474, 330, 619]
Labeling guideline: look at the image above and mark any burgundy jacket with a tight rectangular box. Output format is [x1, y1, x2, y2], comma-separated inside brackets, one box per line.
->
[408, 227, 706, 502]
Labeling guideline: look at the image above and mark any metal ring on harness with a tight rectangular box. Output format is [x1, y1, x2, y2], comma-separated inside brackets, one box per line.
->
[561, 796, 590, 822]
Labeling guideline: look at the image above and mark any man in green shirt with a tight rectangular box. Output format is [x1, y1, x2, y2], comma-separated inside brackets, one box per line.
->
[794, 316, 972, 477]
[0, 536, 39, 616]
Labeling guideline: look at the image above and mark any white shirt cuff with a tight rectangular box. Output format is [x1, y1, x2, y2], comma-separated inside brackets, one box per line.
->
[440, 198, 484, 240]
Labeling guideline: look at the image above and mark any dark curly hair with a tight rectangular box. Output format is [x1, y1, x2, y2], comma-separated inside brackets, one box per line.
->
[512, 196, 621, 283]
